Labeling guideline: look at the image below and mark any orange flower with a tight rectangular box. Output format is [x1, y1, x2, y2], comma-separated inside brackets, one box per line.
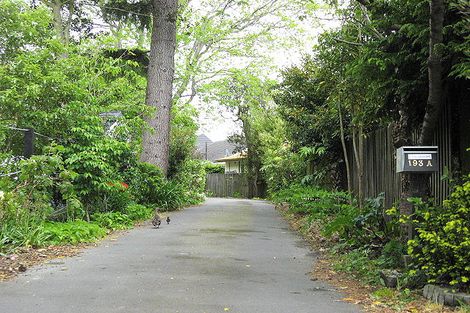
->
[120, 182, 129, 189]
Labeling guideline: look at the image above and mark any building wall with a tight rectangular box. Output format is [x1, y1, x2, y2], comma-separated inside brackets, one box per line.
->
[225, 160, 242, 173]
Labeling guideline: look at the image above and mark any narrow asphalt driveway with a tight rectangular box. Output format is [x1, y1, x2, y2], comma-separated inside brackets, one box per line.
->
[0, 198, 359, 313]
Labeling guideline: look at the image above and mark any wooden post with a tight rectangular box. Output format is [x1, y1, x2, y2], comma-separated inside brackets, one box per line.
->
[23, 128, 35, 158]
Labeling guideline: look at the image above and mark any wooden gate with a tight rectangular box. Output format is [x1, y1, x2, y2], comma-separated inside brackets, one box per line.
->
[205, 173, 249, 198]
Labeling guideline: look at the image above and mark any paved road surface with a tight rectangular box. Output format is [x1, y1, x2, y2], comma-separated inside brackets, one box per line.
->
[0, 198, 359, 313]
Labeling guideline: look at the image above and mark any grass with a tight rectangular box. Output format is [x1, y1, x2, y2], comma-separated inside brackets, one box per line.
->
[332, 248, 383, 285]
[1, 203, 155, 252]
[43, 221, 107, 245]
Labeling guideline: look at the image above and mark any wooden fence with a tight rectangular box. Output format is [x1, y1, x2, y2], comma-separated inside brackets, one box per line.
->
[205, 173, 249, 198]
[346, 106, 452, 208]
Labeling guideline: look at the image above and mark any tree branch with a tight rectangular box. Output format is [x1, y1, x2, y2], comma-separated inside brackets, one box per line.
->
[334, 37, 363, 46]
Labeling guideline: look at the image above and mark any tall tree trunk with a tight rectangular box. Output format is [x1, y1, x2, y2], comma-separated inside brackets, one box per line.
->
[50, 0, 64, 42]
[141, 0, 178, 176]
[352, 127, 364, 208]
[337, 102, 353, 204]
[47, 0, 72, 45]
[394, 100, 415, 242]
[398, 0, 444, 241]
[420, 0, 445, 145]
[358, 125, 365, 207]
[400, 173, 430, 240]
[242, 117, 255, 199]
[64, 0, 74, 45]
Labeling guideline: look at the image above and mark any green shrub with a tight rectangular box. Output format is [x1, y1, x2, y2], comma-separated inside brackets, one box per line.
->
[102, 186, 132, 213]
[124, 203, 153, 221]
[274, 186, 402, 252]
[43, 221, 106, 245]
[173, 159, 206, 205]
[379, 239, 405, 269]
[371, 287, 396, 300]
[1, 153, 83, 221]
[153, 180, 187, 210]
[407, 177, 470, 291]
[271, 185, 351, 216]
[322, 203, 359, 237]
[271, 185, 356, 240]
[0, 219, 49, 252]
[0, 187, 54, 251]
[370, 287, 415, 305]
[124, 162, 165, 206]
[120, 160, 205, 211]
[91, 212, 133, 230]
[328, 193, 400, 249]
[204, 162, 224, 174]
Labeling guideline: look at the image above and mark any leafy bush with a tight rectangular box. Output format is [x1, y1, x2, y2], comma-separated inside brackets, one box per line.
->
[57, 137, 137, 215]
[152, 180, 186, 211]
[168, 106, 198, 178]
[406, 177, 470, 291]
[274, 186, 402, 253]
[271, 185, 351, 216]
[125, 160, 204, 210]
[124, 203, 153, 221]
[0, 155, 84, 251]
[173, 159, 206, 205]
[1, 153, 83, 221]
[0, 189, 49, 251]
[105, 187, 132, 212]
[124, 162, 165, 206]
[379, 239, 405, 269]
[259, 122, 308, 193]
[272, 185, 361, 243]
[370, 287, 415, 306]
[91, 212, 133, 230]
[42, 221, 106, 245]
[327, 193, 400, 249]
[0, 218, 48, 252]
[204, 162, 225, 174]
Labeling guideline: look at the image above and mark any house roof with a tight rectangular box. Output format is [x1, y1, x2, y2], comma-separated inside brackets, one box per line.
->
[215, 152, 247, 162]
[196, 134, 213, 152]
[194, 134, 238, 162]
[206, 140, 236, 162]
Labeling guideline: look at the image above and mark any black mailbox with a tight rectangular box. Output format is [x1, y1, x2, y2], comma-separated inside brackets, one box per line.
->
[396, 146, 438, 173]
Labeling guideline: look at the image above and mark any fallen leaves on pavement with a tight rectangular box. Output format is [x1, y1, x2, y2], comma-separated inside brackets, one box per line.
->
[0, 229, 129, 282]
[0, 244, 88, 281]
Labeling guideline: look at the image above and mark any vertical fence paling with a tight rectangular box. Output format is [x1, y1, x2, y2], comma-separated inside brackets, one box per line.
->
[1, 127, 41, 159]
[23, 128, 35, 158]
[347, 109, 452, 207]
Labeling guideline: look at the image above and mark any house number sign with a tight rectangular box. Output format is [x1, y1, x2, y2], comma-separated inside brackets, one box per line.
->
[396, 147, 438, 173]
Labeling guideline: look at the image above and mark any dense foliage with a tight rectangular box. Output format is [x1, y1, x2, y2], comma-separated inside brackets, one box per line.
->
[272, 186, 401, 252]
[254, 0, 469, 294]
[272, 185, 410, 287]
[203, 162, 225, 174]
[42, 221, 107, 245]
[0, 1, 206, 253]
[271, 171, 470, 292]
[406, 177, 470, 291]
[0, 0, 468, 298]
